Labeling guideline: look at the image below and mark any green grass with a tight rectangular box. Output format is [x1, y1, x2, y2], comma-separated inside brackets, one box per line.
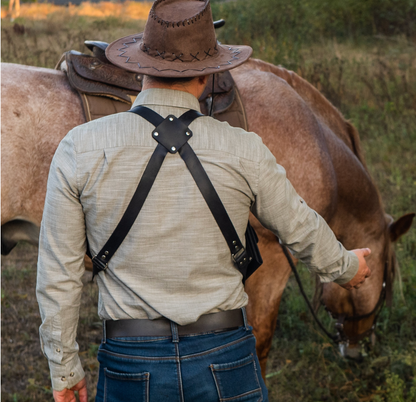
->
[1, 5, 416, 401]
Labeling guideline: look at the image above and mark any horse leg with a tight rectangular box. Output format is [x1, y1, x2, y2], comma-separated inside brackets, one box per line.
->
[245, 224, 293, 378]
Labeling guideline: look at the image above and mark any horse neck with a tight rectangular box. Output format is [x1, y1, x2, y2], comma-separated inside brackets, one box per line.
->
[246, 58, 369, 170]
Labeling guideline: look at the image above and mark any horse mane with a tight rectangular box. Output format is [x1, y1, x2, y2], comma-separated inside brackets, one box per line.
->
[244, 58, 369, 171]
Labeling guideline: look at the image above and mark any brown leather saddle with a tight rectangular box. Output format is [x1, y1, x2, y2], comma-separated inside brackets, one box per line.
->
[56, 40, 248, 130]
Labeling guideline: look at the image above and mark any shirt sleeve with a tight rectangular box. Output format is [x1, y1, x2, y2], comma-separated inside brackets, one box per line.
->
[36, 134, 87, 391]
[251, 144, 359, 284]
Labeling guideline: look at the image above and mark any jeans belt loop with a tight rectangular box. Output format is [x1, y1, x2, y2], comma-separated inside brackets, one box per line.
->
[102, 320, 107, 344]
[241, 307, 249, 330]
[170, 321, 179, 343]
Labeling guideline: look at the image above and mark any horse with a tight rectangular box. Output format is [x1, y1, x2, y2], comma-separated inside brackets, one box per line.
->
[1, 60, 414, 378]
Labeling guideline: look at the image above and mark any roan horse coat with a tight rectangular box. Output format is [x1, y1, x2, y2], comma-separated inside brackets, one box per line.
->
[1, 60, 414, 376]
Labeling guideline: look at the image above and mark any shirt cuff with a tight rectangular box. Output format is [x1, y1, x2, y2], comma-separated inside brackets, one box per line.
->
[48, 354, 85, 391]
[332, 250, 359, 285]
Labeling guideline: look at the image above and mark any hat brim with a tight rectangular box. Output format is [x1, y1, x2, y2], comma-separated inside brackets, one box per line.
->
[106, 33, 252, 77]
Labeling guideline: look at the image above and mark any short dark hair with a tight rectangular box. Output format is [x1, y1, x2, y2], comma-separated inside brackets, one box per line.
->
[144, 75, 196, 86]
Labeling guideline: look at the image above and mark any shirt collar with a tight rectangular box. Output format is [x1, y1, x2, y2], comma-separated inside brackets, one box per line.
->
[133, 88, 201, 112]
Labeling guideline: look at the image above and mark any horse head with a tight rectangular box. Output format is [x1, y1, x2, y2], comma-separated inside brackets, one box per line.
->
[321, 212, 414, 358]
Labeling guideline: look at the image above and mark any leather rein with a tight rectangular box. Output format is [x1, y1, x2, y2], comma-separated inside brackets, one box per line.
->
[279, 240, 388, 348]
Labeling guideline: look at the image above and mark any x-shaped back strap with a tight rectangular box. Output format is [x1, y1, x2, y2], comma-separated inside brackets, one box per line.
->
[91, 105, 251, 280]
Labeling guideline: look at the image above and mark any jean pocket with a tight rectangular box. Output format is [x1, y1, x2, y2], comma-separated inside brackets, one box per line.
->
[104, 368, 150, 402]
[210, 354, 263, 401]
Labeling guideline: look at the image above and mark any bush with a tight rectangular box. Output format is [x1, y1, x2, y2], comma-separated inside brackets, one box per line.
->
[212, 0, 416, 43]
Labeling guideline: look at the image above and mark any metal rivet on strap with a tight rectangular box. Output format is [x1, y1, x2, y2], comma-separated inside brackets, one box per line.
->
[232, 241, 237, 245]
[234, 246, 239, 250]
[154, 132, 159, 136]
[171, 146, 176, 151]
[105, 251, 109, 255]
[186, 131, 191, 136]
[102, 255, 106, 259]
[169, 117, 174, 121]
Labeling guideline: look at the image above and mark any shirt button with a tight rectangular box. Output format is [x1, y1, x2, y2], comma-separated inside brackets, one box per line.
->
[61, 376, 66, 381]
[70, 372, 75, 377]
[56, 348, 61, 353]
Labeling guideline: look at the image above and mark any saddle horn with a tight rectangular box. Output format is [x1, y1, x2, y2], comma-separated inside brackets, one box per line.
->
[214, 19, 226, 29]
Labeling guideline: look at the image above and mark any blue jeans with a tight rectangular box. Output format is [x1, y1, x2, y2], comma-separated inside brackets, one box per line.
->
[95, 315, 268, 401]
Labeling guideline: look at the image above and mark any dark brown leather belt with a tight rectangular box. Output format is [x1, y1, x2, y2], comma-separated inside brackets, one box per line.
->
[105, 309, 244, 338]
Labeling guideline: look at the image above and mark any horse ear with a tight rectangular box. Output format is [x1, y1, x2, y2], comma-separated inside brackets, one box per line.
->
[389, 213, 415, 242]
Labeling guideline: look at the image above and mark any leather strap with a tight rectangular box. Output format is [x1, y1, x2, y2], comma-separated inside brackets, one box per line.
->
[179, 142, 246, 265]
[91, 142, 168, 276]
[105, 308, 244, 338]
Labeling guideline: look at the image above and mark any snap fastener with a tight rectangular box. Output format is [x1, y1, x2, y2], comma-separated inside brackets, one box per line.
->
[154, 132, 159, 136]
[70, 372, 75, 377]
[56, 348, 61, 353]
[171, 146, 176, 151]
[61, 376, 66, 381]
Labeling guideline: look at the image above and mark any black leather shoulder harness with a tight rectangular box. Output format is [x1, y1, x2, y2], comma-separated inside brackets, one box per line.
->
[90, 107, 262, 283]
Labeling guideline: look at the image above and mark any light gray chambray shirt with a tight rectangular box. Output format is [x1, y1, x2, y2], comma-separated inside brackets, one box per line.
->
[36, 88, 358, 390]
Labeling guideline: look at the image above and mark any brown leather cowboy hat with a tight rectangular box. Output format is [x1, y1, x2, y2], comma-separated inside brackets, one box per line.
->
[106, 0, 252, 77]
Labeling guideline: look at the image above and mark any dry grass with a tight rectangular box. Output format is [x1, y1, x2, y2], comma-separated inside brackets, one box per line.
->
[1, 1, 152, 20]
[1, 12, 146, 68]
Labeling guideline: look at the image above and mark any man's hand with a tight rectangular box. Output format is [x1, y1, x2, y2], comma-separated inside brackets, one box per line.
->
[53, 378, 88, 402]
[340, 248, 372, 290]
